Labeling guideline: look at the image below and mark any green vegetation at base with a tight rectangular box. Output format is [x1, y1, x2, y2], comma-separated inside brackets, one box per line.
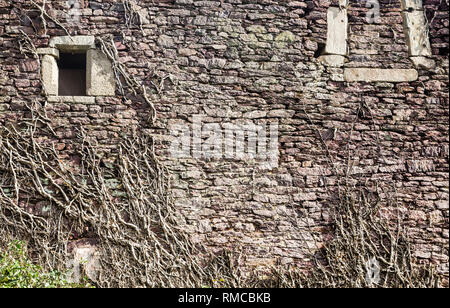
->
[0, 241, 94, 288]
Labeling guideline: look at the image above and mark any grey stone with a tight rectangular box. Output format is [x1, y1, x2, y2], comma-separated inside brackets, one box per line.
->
[344, 68, 418, 82]
[178, 48, 197, 56]
[275, 31, 296, 42]
[36, 47, 60, 59]
[158, 35, 175, 48]
[400, 0, 423, 11]
[325, 7, 348, 56]
[41, 55, 58, 96]
[267, 109, 295, 118]
[318, 55, 346, 67]
[86, 49, 116, 96]
[339, 0, 349, 7]
[49, 36, 96, 52]
[67, 244, 101, 283]
[48, 96, 96, 104]
[410, 56, 436, 69]
[247, 25, 267, 34]
[402, 11, 432, 56]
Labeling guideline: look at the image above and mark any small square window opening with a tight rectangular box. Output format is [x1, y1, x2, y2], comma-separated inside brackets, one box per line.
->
[58, 52, 87, 96]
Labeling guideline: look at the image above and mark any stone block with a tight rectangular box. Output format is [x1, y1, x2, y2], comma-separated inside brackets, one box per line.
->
[344, 68, 418, 82]
[275, 31, 296, 42]
[410, 56, 436, 69]
[325, 7, 348, 56]
[400, 0, 423, 11]
[318, 55, 345, 67]
[41, 55, 58, 96]
[20, 59, 39, 72]
[402, 11, 432, 56]
[67, 243, 101, 283]
[157, 35, 174, 48]
[49, 35, 95, 52]
[86, 49, 116, 96]
[36, 47, 60, 59]
[339, 0, 349, 7]
[247, 25, 267, 33]
[47, 96, 96, 104]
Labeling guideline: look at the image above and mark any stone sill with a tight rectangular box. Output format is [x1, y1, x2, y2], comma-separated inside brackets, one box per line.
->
[47, 96, 96, 104]
[344, 68, 418, 82]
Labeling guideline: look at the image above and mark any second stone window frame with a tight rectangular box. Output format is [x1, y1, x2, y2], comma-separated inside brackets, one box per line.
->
[318, 0, 435, 74]
[37, 36, 116, 98]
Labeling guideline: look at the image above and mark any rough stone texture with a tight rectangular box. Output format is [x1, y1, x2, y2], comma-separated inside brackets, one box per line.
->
[319, 55, 346, 67]
[41, 54, 58, 96]
[66, 239, 101, 283]
[49, 35, 95, 52]
[344, 68, 419, 82]
[339, 0, 349, 7]
[36, 47, 60, 59]
[86, 49, 116, 96]
[40, 36, 115, 97]
[410, 56, 436, 69]
[0, 0, 448, 285]
[401, 0, 423, 11]
[325, 7, 348, 56]
[47, 95, 96, 104]
[402, 10, 432, 56]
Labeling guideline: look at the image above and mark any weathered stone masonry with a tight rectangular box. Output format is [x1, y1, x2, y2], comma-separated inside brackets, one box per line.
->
[0, 0, 448, 284]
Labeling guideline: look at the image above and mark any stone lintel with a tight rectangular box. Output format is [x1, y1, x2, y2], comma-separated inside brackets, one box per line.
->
[344, 68, 419, 82]
[49, 36, 96, 52]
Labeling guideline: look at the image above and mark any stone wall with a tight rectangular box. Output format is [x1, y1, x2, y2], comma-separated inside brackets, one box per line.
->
[0, 0, 448, 284]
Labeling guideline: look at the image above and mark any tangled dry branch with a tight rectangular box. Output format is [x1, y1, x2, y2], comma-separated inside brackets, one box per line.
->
[265, 184, 440, 288]
[0, 102, 244, 287]
[97, 36, 157, 124]
[0, 0, 444, 288]
[0, 90, 440, 289]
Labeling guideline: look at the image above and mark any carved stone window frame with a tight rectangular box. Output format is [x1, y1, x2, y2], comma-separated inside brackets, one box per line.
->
[37, 36, 116, 100]
[318, 0, 434, 81]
